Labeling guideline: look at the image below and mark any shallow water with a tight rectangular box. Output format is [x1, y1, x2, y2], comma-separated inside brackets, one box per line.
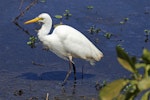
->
[0, 0, 150, 99]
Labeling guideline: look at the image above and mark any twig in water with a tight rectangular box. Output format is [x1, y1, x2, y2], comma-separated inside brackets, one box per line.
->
[19, 0, 24, 10]
[32, 61, 45, 67]
[14, 0, 38, 22]
[13, 0, 38, 35]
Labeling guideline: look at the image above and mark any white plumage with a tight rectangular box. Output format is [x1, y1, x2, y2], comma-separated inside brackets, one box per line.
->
[24, 13, 103, 85]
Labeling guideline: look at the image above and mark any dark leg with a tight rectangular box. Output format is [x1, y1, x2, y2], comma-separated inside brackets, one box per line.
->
[72, 62, 76, 94]
[62, 60, 72, 86]
[72, 62, 76, 83]
[62, 56, 77, 86]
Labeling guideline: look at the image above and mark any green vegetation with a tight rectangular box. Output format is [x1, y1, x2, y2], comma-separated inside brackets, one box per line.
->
[144, 29, 150, 36]
[87, 6, 94, 9]
[63, 10, 72, 19]
[104, 32, 112, 39]
[88, 25, 113, 39]
[54, 15, 63, 19]
[99, 46, 150, 100]
[144, 29, 150, 42]
[27, 36, 37, 48]
[55, 10, 72, 20]
[120, 17, 129, 25]
[54, 15, 63, 28]
[54, 10, 72, 27]
[88, 25, 101, 34]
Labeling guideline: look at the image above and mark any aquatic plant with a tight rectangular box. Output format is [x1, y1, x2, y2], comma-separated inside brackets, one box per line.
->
[54, 10, 72, 21]
[104, 32, 112, 39]
[88, 25, 101, 34]
[144, 29, 150, 42]
[54, 15, 63, 28]
[120, 17, 129, 25]
[99, 46, 150, 100]
[63, 10, 72, 19]
[144, 29, 150, 36]
[88, 25, 113, 40]
[54, 15, 63, 19]
[27, 36, 37, 48]
[54, 10, 71, 27]
[87, 5, 94, 9]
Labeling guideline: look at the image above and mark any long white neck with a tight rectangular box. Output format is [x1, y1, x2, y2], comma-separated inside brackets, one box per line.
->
[38, 18, 52, 42]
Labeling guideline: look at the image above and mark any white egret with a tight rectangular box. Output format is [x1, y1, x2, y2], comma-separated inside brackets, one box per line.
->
[24, 13, 103, 85]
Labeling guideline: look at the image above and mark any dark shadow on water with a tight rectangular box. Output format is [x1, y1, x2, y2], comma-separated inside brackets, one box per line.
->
[17, 71, 95, 81]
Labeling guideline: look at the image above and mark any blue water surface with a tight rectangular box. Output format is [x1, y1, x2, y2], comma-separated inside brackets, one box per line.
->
[0, 0, 150, 99]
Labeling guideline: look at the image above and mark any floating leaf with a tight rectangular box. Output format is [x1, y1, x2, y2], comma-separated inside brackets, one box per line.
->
[88, 25, 101, 34]
[120, 21, 125, 24]
[144, 29, 150, 36]
[87, 6, 94, 9]
[65, 10, 69, 13]
[104, 32, 112, 39]
[54, 15, 63, 19]
[141, 90, 150, 100]
[63, 10, 72, 19]
[120, 18, 129, 24]
[99, 79, 129, 100]
[124, 18, 129, 22]
[27, 41, 32, 45]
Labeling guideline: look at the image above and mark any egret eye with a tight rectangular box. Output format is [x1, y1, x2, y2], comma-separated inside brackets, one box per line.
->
[40, 18, 44, 20]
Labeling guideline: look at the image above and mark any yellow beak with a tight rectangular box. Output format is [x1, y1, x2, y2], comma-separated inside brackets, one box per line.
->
[24, 17, 42, 24]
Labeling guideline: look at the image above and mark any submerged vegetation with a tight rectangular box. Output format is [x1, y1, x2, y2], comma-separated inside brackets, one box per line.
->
[104, 32, 112, 39]
[54, 10, 72, 27]
[54, 15, 63, 19]
[99, 46, 150, 100]
[87, 5, 94, 10]
[55, 10, 72, 20]
[144, 29, 150, 42]
[27, 36, 37, 48]
[88, 25, 101, 34]
[120, 17, 129, 25]
[63, 9, 72, 19]
[88, 25, 113, 39]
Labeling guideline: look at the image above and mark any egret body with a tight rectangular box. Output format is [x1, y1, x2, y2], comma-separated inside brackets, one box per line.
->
[24, 13, 103, 85]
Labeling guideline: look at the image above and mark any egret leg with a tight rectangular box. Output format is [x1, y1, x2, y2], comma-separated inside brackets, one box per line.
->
[62, 56, 72, 86]
[72, 62, 76, 83]
[72, 62, 76, 94]
[62, 56, 77, 86]
[62, 60, 72, 86]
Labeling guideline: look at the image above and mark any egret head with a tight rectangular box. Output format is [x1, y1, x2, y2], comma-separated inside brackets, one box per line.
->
[24, 13, 52, 24]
